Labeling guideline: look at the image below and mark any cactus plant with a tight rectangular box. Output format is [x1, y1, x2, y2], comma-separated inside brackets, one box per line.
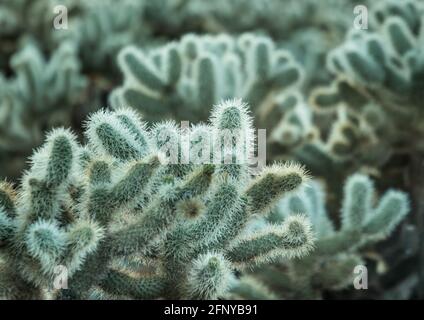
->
[0, 0, 420, 301]
[56, 0, 147, 73]
[110, 33, 304, 122]
[0, 39, 86, 179]
[0, 99, 314, 299]
[310, 0, 424, 155]
[230, 174, 410, 299]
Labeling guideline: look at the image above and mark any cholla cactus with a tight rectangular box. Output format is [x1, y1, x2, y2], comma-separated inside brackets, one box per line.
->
[289, 103, 390, 181]
[0, 40, 86, 179]
[0, 99, 314, 299]
[110, 30, 380, 188]
[310, 0, 424, 154]
[9, 40, 86, 112]
[56, 0, 147, 73]
[143, 0, 362, 92]
[110, 33, 304, 123]
[0, 129, 104, 299]
[0, 0, 147, 73]
[265, 91, 316, 155]
[230, 174, 410, 299]
[111, 33, 316, 163]
[265, 94, 383, 186]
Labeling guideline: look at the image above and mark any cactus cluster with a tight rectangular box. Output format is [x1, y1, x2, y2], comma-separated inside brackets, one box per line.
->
[310, 0, 424, 159]
[110, 33, 304, 122]
[0, 0, 363, 182]
[142, 0, 366, 93]
[111, 33, 323, 160]
[0, 40, 86, 178]
[231, 174, 410, 299]
[0, 100, 314, 299]
[0, 0, 419, 300]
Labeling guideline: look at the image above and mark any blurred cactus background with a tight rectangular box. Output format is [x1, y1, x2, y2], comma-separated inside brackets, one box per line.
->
[0, 0, 423, 300]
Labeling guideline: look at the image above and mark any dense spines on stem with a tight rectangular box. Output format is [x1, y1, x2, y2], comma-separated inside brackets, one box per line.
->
[245, 163, 308, 215]
[364, 190, 410, 237]
[0, 99, 315, 300]
[340, 174, 374, 231]
[185, 252, 233, 299]
[85, 109, 152, 163]
[227, 215, 314, 267]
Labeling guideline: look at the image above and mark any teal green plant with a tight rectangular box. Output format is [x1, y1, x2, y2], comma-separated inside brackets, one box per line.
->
[0, 0, 418, 301]
[264, 91, 316, 155]
[0, 0, 147, 73]
[57, 0, 147, 73]
[110, 33, 304, 123]
[230, 174, 410, 299]
[143, 0, 363, 94]
[289, 104, 387, 181]
[262, 90, 381, 178]
[0, 99, 314, 299]
[310, 0, 424, 154]
[0, 39, 86, 179]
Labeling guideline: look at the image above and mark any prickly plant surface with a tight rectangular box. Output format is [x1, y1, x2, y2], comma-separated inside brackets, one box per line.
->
[0, 100, 314, 299]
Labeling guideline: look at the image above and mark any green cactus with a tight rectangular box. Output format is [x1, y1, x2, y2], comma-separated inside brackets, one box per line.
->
[230, 174, 410, 299]
[111, 33, 304, 123]
[0, 99, 314, 299]
[0, 0, 420, 301]
[310, 0, 424, 157]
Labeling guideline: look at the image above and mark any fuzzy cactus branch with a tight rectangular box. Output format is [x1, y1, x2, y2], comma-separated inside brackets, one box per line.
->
[0, 99, 313, 300]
